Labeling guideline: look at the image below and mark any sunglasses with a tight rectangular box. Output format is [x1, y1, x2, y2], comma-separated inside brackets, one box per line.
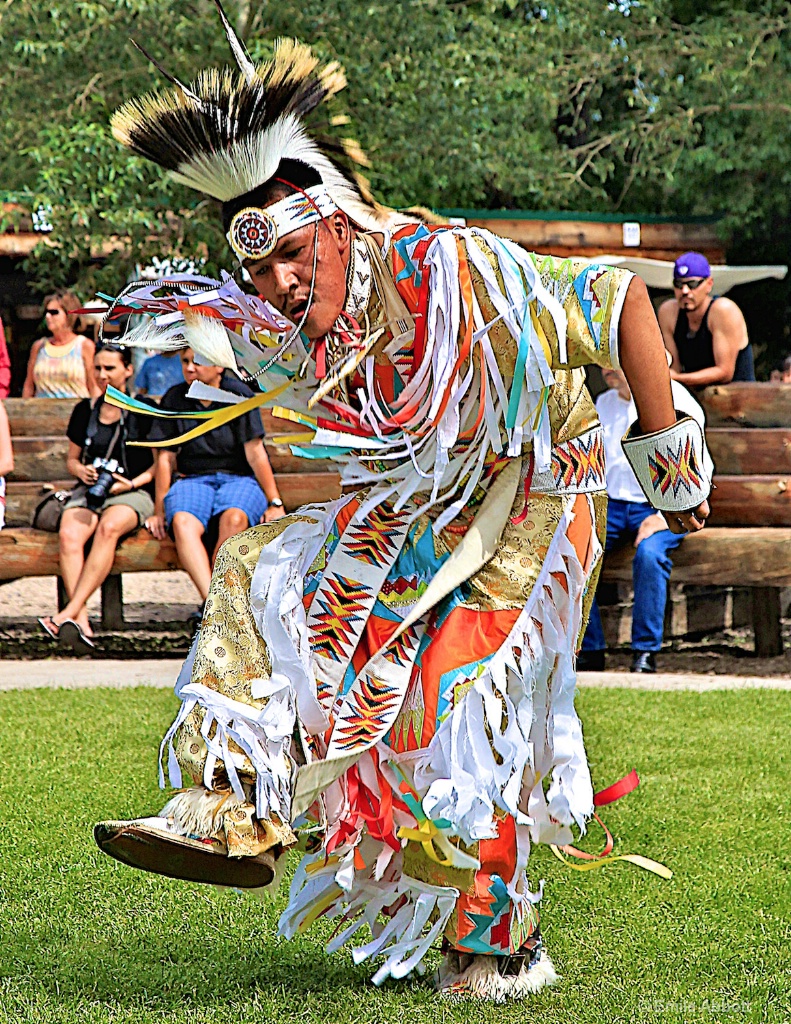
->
[673, 277, 708, 291]
[44, 308, 64, 316]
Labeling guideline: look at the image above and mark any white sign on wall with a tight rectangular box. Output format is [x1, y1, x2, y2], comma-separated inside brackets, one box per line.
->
[622, 222, 641, 247]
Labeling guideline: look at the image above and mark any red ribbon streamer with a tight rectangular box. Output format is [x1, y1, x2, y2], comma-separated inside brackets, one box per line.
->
[560, 812, 614, 860]
[510, 452, 535, 526]
[593, 768, 640, 807]
[314, 339, 326, 379]
[558, 771, 640, 861]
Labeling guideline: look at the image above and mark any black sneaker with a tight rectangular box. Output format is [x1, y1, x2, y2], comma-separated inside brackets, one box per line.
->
[576, 649, 605, 672]
[630, 651, 657, 673]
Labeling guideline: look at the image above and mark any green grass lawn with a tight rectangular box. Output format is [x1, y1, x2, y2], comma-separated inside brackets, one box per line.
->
[0, 685, 788, 1024]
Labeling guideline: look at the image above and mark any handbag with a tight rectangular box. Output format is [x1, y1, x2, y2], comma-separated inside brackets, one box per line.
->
[31, 486, 78, 532]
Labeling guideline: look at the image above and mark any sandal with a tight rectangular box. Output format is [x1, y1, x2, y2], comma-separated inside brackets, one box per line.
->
[58, 619, 96, 656]
[38, 616, 60, 641]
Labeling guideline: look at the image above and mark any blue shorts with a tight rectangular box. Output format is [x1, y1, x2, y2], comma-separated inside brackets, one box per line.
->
[164, 472, 268, 531]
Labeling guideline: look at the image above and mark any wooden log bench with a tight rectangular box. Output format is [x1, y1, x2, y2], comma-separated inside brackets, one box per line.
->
[599, 383, 791, 656]
[4, 386, 791, 652]
[3, 398, 341, 628]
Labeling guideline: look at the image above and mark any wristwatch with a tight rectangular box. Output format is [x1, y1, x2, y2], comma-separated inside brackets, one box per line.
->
[270, 497, 284, 508]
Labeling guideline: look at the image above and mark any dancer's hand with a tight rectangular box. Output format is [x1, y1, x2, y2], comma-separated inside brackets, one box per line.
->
[667, 499, 709, 534]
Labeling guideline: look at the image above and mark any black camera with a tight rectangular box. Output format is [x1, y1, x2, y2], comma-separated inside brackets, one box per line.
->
[86, 457, 121, 511]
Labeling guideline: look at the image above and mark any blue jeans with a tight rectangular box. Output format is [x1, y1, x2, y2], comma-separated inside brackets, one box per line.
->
[582, 498, 684, 653]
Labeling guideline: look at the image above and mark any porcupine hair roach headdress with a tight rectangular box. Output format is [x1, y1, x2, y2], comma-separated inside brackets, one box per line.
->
[111, 1, 413, 262]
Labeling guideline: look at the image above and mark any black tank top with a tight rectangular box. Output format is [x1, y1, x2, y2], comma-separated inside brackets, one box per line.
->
[673, 297, 755, 382]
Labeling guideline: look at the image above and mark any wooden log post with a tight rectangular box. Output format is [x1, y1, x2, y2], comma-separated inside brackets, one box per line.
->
[751, 588, 783, 658]
[101, 575, 125, 631]
[600, 528, 791, 588]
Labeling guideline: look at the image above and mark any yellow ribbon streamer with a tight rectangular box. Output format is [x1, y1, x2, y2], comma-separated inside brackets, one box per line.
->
[397, 820, 455, 868]
[268, 432, 318, 445]
[270, 405, 318, 429]
[297, 883, 344, 933]
[112, 380, 293, 448]
[549, 844, 673, 880]
[530, 304, 553, 369]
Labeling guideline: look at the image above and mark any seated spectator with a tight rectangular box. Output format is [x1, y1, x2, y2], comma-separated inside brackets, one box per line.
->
[658, 252, 755, 386]
[578, 367, 714, 674]
[38, 344, 155, 653]
[135, 349, 185, 398]
[0, 400, 13, 529]
[0, 317, 10, 399]
[145, 348, 284, 615]
[23, 290, 100, 399]
[780, 355, 791, 383]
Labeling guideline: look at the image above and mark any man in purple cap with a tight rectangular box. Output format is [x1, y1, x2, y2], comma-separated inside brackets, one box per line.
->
[658, 251, 754, 385]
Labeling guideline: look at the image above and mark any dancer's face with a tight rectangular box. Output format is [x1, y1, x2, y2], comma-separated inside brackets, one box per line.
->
[245, 211, 352, 339]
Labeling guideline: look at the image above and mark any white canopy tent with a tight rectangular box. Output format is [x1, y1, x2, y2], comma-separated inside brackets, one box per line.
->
[587, 256, 787, 294]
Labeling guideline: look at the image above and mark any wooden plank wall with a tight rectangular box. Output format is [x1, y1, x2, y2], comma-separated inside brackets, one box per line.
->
[463, 216, 725, 262]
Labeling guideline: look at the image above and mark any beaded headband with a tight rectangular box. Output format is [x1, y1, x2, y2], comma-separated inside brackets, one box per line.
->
[226, 185, 338, 262]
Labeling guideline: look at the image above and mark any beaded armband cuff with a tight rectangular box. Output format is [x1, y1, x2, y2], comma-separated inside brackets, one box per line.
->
[621, 414, 711, 513]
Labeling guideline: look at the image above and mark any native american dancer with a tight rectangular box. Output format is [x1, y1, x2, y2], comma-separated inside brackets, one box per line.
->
[95, 5, 711, 1001]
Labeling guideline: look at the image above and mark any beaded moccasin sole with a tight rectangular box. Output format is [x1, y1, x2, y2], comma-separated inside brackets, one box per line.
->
[94, 817, 276, 888]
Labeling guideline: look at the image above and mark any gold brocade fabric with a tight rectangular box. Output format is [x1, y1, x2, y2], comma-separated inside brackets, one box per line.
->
[173, 517, 315, 787]
[469, 493, 568, 613]
[224, 800, 296, 858]
[465, 239, 629, 448]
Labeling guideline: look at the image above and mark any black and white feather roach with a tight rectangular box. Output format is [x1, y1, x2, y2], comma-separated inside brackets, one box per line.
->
[111, 4, 413, 235]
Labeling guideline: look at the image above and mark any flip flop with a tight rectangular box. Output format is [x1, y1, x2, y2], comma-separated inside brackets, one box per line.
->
[94, 819, 276, 889]
[58, 619, 96, 656]
[38, 616, 60, 640]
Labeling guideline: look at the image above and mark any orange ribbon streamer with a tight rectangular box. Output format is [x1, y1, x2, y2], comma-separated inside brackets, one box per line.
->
[550, 769, 672, 879]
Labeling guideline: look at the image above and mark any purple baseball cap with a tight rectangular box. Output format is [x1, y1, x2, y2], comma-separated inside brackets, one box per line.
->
[674, 251, 711, 280]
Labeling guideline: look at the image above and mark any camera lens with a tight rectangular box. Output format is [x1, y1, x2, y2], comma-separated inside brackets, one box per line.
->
[86, 470, 116, 511]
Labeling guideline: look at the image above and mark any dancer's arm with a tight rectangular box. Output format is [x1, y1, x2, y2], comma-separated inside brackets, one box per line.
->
[618, 277, 709, 534]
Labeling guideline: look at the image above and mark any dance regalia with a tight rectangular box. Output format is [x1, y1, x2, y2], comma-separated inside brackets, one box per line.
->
[141, 227, 630, 995]
[94, 11, 692, 1000]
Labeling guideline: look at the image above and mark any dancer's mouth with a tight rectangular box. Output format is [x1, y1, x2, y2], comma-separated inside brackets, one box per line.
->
[289, 300, 309, 323]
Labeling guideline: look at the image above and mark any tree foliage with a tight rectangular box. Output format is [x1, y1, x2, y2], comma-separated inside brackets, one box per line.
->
[1, 0, 789, 353]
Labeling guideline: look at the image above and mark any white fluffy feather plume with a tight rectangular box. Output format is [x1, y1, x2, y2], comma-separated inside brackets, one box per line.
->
[183, 313, 238, 369]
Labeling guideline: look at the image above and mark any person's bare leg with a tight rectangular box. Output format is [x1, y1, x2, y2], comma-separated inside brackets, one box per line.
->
[53, 504, 139, 633]
[212, 507, 249, 566]
[172, 511, 212, 601]
[58, 506, 98, 606]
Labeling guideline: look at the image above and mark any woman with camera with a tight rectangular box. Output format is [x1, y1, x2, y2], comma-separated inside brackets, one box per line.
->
[39, 343, 155, 653]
